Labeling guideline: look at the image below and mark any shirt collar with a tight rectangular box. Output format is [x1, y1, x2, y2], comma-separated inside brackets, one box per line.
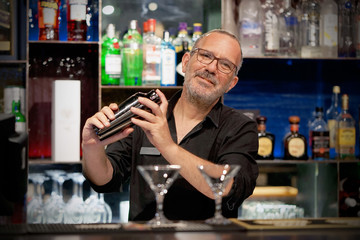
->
[167, 90, 222, 128]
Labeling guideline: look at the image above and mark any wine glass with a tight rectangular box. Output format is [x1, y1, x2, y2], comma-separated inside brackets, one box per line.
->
[64, 172, 86, 224]
[43, 170, 67, 223]
[84, 188, 112, 223]
[197, 164, 241, 225]
[27, 173, 48, 223]
[137, 165, 181, 226]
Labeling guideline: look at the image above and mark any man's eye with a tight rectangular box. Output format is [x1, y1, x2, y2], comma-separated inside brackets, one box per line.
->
[220, 61, 232, 69]
[201, 52, 213, 59]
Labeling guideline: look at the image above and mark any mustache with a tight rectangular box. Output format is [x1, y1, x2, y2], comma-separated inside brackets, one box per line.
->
[194, 70, 218, 84]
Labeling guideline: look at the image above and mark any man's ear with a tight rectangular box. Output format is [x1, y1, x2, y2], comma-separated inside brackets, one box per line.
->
[225, 76, 238, 93]
[181, 52, 191, 73]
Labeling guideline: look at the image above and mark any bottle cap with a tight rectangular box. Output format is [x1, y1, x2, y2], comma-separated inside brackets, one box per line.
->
[163, 31, 170, 41]
[178, 22, 188, 31]
[193, 23, 202, 33]
[129, 20, 138, 30]
[315, 106, 323, 113]
[107, 24, 115, 38]
[143, 21, 149, 33]
[333, 86, 340, 94]
[289, 116, 300, 124]
[256, 115, 267, 124]
[147, 18, 156, 33]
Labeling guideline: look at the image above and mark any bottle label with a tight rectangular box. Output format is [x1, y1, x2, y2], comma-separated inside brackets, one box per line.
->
[161, 48, 176, 85]
[105, 54, 121, 75]
[338, 128, 356, 146]
[323, 14, 338, 47]
[328, 119, 336, 148]
[264, 10, 279, 50]
[258, 137, 273, 157]
[145, 45, 161, 64]
[311, 131, 330, 156]
[69, 0, 88, 21]
[288, 138, 305, 157]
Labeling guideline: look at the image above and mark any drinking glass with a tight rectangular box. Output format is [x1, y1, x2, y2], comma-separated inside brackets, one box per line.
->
[27, 173, 48, 223]
[84, 188, 112, 223]
[197, 164, 241, 225]
[43, 170, 67, 223]
[64, 172, 86, 224]
[137, 165, 181, 226]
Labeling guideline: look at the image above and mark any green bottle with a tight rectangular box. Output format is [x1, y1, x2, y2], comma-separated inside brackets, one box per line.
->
[101, 24, 122, 85]
[122, 20, 143, 86]
[12, 100, 26, 133]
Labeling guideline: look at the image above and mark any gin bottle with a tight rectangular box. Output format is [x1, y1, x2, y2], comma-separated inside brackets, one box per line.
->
[142, 19, 162, 86]
[122, 20, 143, 86]
[160, 31, 176, 86]
[279, 0, 299, 57]
[336, 94, 356, 160]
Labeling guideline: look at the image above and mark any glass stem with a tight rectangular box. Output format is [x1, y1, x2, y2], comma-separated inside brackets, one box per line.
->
[155, 193, 165, 221]
[214, 194, 223, 219]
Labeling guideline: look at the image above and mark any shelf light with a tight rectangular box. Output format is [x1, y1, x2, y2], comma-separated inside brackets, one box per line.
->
[102, 5, 115, 15]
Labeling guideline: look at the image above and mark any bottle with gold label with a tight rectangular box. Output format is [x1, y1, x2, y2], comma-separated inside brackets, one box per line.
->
[326, 85, 341, 159]
[284, 116, 308, 160]
[336, 94, 356, 160]
[256, 116, 275, 160]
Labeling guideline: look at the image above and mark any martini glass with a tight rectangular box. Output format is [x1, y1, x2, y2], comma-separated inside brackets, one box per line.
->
[197, 164, 241, 225]
[64, 172, 86, 224]
[137, 165, 181, 226]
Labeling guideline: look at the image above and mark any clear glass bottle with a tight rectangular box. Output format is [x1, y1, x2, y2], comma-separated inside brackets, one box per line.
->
[336, 94, 356, 160]
[238, 0, 263, 57]
[38, 0, 60, 40]
[142, 18, 162, 86]
[284, 116, 308, 160]
[160, 31, 176, 86]
[338, 0, 357, 57]
[101, 24, 121, 85]
[256, 116, 275, 160]
[326, 85, 341, 159]
[67, 0, 88, 41]
[309, 107, 330, 160]
[172, 22, 192, 53]
[262, 0, 280, 56]
[122, 20, 143, 86]
[279, 0, 299, 57]
[320, 0, 338, 58]
[300, 0, 322, 58]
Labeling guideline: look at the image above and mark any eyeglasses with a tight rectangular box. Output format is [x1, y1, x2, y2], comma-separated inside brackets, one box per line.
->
[191, 48, 238, 74]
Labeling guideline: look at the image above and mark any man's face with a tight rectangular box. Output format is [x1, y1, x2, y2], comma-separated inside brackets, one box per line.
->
[182, 32, 241, 105]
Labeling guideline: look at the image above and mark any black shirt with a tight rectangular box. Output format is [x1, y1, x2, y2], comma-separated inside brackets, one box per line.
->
[87, 91, 259, 221]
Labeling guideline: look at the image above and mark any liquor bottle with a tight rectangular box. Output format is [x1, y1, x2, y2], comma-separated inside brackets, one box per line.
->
[38, 0, 60, 40]
[160, 31, 176, 86]
[279, 0, 299, 57]
[175, 41, 189, 86]
[12, 100, 26, 133]
[284, 116, 308, 160]
[238, 0, 262, 57]
[338, 0, 357, 57]
[336, 94, 356, 160]
[326, 85, 341, 159]
[320, 0, 338, 58]
[309, 107, 330, 160]
[142, 19, 162, 86]
[299, 0, 322, 58]
[191, 23, 202, 49]
[67, 0, 88, 41]
[172, 22, 192, 53]
[101, 24, 121, 85]
[256, 116, 275, 160]
[262, 0, 280, 56]
[122, 20, 143, 86]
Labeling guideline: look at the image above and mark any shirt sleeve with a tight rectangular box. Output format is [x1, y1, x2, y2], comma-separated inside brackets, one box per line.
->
[217, 115, 259, 217]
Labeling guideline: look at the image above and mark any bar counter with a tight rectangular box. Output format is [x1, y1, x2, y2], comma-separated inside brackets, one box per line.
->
[1, 218, 360, 240]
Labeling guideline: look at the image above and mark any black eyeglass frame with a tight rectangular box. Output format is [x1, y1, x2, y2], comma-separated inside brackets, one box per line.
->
[190, 47, 238, 74]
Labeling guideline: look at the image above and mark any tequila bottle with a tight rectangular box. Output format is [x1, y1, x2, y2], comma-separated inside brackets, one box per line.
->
[284, 116, 308, 160]
[256, 116, 275, 160]
[309, 107, 330, 160]
[326, 85, 341, 159]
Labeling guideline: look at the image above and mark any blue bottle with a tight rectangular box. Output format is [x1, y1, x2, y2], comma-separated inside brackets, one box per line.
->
[160, 31, 177, 86]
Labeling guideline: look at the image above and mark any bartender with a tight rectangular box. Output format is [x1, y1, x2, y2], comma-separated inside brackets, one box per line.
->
[81, 29, 259, 221]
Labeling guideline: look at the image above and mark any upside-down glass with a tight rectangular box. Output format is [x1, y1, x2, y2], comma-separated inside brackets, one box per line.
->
[84, 187, 112, 223]
[43, 170, 67, 223]
[197, 164, 241, 225]
[64, 172, 86, 224]
[137, 165, 181, 226]
[27, 173, 48, 223]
